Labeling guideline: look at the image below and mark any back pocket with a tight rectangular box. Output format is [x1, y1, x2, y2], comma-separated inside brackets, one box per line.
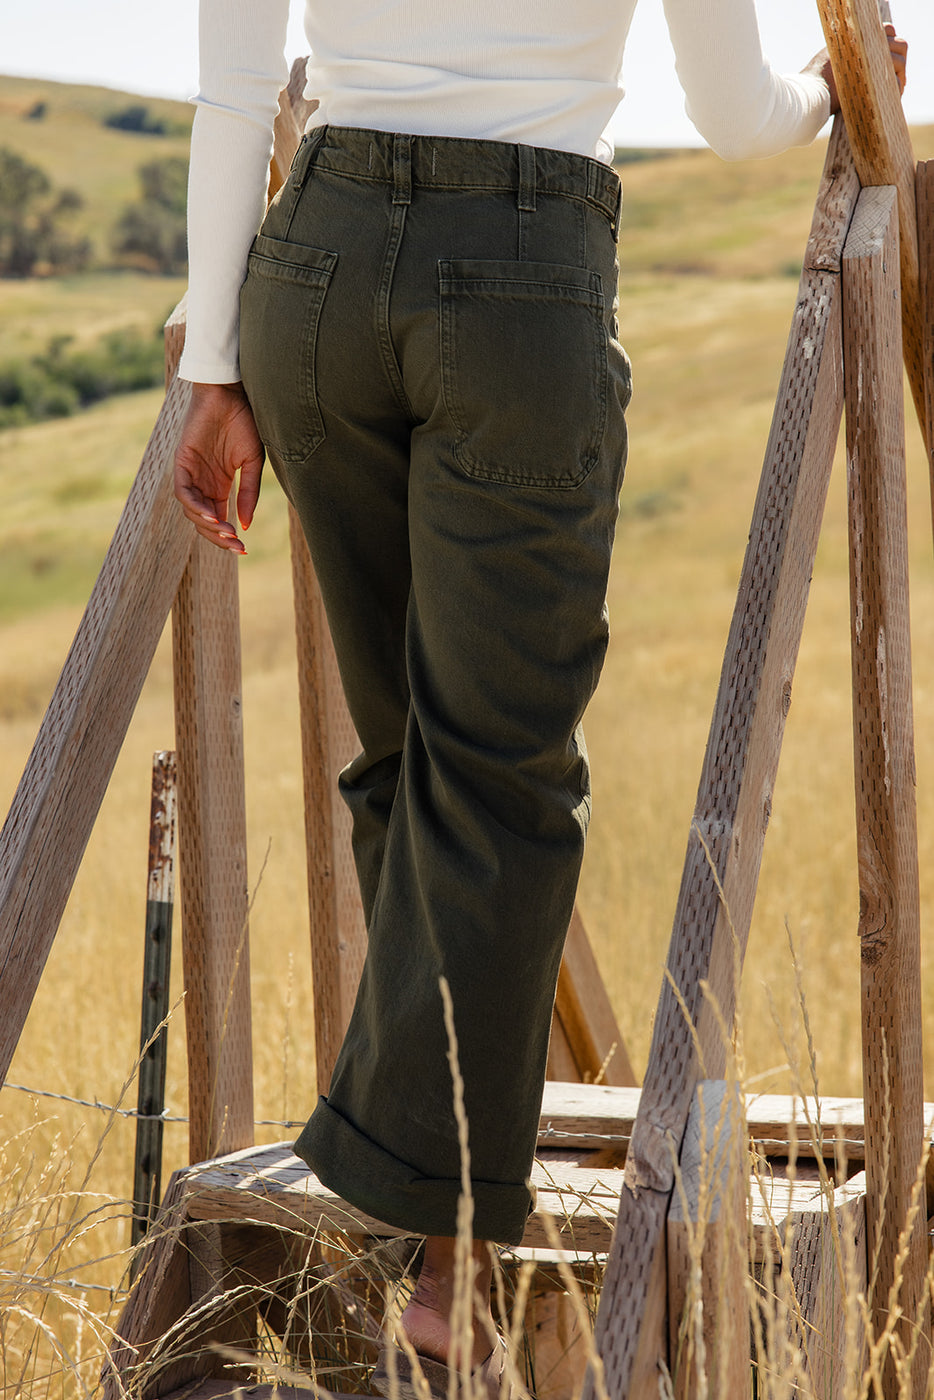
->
[439, 259, 606, 488]
[240, 234, 338, 464]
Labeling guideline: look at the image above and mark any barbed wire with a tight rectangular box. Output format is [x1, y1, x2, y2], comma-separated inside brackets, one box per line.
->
[2, 1080, 636, 1142]
[1, 1081, 305, 1130]
[4, 1081, 861, 1152]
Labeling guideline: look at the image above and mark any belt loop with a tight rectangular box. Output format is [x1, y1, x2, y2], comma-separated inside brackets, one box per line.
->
[517, 144, 537, 213]
[393, 132, 413, 206]
[293, 123, 327, 190]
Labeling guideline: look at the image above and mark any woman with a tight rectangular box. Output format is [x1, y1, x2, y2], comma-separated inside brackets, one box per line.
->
[174, 4, 906, 1394]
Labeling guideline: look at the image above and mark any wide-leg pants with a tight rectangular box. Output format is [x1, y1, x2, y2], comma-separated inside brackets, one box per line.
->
[239, 125, 632, 1245]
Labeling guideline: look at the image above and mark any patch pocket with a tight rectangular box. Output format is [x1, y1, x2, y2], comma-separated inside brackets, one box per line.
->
[239, 234, 338, 464]
[439, 259, 606, 488]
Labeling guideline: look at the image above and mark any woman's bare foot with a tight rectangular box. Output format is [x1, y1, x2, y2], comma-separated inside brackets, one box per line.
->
[398, 1236, 495, 1370]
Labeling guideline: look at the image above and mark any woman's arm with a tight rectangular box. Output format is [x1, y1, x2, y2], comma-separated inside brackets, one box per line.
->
[179, 0, 292, 384]
[175, 0, 292, 551]
[663, 0, 906, 161]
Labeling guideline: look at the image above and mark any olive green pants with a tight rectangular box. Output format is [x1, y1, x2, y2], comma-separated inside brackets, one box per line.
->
[239, 126, 632, 1244]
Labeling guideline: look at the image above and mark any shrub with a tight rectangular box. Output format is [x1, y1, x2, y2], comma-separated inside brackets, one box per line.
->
[112, 157, 188, 274]
[0, 147, 91, 276]
[0, 328, 165, 429]
[104, 104, 168, 136]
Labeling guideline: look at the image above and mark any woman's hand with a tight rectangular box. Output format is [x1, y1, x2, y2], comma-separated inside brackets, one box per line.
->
[174, 381, 265, 554]
[805, 23, 908, 116]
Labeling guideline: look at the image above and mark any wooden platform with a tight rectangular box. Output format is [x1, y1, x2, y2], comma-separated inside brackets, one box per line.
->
[164, 1079, 892, 1261]
[107, 1079, 875, 1400]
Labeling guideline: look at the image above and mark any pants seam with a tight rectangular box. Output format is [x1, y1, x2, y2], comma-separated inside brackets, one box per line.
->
[376, 202, 416, 421]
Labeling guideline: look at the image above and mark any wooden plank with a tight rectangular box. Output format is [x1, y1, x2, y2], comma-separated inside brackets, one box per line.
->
[288, 507, 368, 1093]
[269, 58, 319, 199]
[554, 907, 637, 1086]
[782, 1172, 867, 1400]
[918, 160, 934, 537]
[667, 1082, 748, 1399]
[165, 1140, 838, 1267]
[842, 183, 929, 1396]
[173, 535, 254, 1162]
[102, 1171, 197, 1400]
[545, 1007, 581, 1083]
[816, 0, 928, 454]
[539, 1080, 934, 1172]
[0, 375, 194, 1083]
[585, 121, 858, 1400]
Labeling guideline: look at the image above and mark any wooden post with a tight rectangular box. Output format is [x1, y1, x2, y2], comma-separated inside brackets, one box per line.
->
[584, 121, 858, 1400]
[842, 183, 928, 1395]
[132, 751, 178, 1268]
[288, 507, 368, 1092]
[815, 0, 928, 463]
[173, 533, 254, 1162]
[553, 908, 637, 1087]
[786, 1173, 868, 1399]
[667, 1082, 748, 1399]
[918, 161, 934, 497]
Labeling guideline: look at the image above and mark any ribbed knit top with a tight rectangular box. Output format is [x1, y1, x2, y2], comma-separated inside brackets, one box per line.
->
[179, 0, 830, 383]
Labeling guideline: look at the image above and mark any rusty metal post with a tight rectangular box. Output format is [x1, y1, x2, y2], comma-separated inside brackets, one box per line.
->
[131, 751, 178, 1270]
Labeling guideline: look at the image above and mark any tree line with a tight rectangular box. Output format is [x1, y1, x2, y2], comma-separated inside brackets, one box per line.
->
[0, 145, 188, 278]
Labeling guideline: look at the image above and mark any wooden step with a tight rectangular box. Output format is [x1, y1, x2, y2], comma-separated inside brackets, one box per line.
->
[180, 1139, 865, 1260]
[538, 1079, 934, 1164]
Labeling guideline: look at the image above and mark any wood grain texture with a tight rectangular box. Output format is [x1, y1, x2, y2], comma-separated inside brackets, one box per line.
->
[0, 375, 194, 1083]
[102, 1171, 196, 1400]
[784, 1173, 867, 1400]
[173, 537, 254, 1164]
[918, 161, 934, 537]
[554, 907, 637, 1086]
[667, 1083, 748, 1399]
[816, 0, 927, 451]
[288, 506, 368, 1093]
[585, 125, 857, 1400]
[842, 184, 929, 1395]
[537, 1080, 934, 1174]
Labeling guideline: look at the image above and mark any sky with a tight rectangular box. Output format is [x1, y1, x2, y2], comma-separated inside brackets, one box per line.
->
[2, 0, 934, 149]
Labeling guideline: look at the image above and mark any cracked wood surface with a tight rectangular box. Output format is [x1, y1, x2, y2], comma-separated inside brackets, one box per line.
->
[843, 183, 928, 1396]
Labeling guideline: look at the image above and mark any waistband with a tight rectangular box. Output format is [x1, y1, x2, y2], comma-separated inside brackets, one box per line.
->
[293, 124, 621, 230]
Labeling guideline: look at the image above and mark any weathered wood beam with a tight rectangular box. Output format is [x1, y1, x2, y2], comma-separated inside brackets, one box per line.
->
[288, 507, 368, 1092]
[554, 907, 637, 1087]
[816, 0, 929, 467]
[583, 119, 858, 1400]
[667, 1082, 748, 1399]
[0, 374, 194, 1083]
[173, 533, 254, 1163]
[919, 161, 934, 503]
[842, 182, 929, 1396]
[757, 1170, 867, 1398]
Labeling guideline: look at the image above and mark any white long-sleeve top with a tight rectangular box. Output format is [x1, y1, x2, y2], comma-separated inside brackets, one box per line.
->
[179, 0, 830, 384]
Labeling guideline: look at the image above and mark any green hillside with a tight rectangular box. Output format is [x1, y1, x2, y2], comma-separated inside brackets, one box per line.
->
[0, 74, 191, 263]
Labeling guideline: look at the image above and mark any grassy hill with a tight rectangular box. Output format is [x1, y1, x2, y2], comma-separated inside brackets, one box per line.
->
[0, 74, 191, 264]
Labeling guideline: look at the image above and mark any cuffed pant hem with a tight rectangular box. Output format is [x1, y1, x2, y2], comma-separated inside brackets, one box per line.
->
[293, 1096, 534, 1245]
